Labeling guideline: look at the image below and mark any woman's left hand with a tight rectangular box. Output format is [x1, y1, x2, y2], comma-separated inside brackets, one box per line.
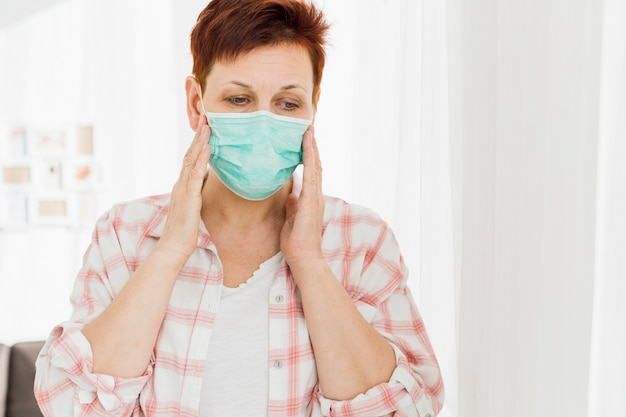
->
[280, 126, 325, 281]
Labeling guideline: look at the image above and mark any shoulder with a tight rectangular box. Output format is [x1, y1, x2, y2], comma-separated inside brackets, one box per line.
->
[322, 194, 390, 237]
[321, 194, 401, 263]
[95, 193, 171, 238]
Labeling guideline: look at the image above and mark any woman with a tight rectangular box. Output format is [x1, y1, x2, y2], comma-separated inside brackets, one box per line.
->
[34, 0, 444, 416]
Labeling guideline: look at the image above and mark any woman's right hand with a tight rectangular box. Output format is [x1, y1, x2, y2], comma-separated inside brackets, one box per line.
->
[157, 115, 211, 260]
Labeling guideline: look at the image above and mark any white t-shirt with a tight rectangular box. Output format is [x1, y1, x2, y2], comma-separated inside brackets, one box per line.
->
[199, 253, 283, 417]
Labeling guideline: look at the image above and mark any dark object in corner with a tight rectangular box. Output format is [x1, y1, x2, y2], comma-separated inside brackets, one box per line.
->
[0, 341, 45, 417]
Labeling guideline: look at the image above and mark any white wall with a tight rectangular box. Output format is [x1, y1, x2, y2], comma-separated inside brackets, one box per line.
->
[0, 0, 66, 29]
[0, 0, 196, 344]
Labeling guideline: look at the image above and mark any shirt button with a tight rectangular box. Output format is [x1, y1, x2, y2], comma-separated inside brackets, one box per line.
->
[274, 294, 284, 303]
[274, 361, 283, 369]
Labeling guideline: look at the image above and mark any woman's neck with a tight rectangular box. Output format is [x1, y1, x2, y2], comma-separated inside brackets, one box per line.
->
[200, 171, 290, 230]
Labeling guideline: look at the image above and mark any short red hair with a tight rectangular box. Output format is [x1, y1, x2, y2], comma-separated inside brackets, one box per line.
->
[190, 0, 330, 103]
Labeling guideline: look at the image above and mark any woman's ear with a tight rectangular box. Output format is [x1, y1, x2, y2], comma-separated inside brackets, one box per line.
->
[185, 76, 204, 131]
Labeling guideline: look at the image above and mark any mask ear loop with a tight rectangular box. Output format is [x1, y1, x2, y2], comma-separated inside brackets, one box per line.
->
[196, 81, 208, 116]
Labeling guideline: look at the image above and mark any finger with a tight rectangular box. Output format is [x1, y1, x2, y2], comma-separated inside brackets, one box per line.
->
[311, 130, 322, 183]
[185, 125, 211, 195]
[191, 128, 211, 180]
[301, 126, 322, 196]
[180, 116, 210, 180]
[182, 116, 209, 168]
[310, 126, 321, 166]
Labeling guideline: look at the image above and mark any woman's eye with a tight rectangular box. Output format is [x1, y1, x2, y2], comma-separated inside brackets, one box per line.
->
[279, 100, 300, 111]
[227, 96, 249, 106]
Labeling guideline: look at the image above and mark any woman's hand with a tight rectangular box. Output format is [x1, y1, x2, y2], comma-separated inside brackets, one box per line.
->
[280, 126, 325, 282]
[158, 116, 211, 260]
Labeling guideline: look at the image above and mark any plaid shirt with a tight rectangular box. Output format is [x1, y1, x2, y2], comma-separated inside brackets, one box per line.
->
[34, 191, 444, 417]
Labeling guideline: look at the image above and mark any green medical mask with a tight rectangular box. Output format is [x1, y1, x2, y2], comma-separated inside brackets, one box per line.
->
[205, 110, 311, 200]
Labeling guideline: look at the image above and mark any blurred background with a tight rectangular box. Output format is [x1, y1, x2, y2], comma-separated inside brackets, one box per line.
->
[0, 0, 624, 416]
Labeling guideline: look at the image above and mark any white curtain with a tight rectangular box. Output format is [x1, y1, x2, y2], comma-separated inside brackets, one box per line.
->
[588, 0, 626, 415]
[447, 0, 625, 416]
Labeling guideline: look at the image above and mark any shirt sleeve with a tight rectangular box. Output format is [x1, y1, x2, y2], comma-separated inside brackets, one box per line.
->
[316, 208, 444, 417]
[34, 206, 152, 417]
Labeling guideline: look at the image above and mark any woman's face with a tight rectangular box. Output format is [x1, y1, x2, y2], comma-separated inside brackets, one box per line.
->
[200, 43, 316, 120]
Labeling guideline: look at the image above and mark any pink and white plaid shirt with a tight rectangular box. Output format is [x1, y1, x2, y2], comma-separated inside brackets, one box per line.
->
[34, 191, 444, 417]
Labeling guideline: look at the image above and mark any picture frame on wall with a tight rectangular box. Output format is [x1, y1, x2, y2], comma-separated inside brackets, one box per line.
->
[0, 192, 28, 228]
[30, 129, 66, 156]
[36, 159, 63, 189]
[64, 161, 99, 190]
[29, 194, 73, 227]
[1, 165, 31, 186]
[75, 126, 94, 155]
[0, 127, 28, 157]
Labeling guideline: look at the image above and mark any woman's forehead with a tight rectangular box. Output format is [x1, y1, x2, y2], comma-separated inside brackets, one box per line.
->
[207, 44, 314, 89]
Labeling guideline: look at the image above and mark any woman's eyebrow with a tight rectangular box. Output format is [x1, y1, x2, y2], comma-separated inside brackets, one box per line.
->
[223, 80, 309, 94]
[224, 80, 252, 89]
[223, 80, 309, 93]
[281, 84, 309, 93]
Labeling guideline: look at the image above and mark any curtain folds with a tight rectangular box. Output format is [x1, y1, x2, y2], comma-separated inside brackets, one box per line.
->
[448, 0, 622, 416]
[588, 0, 626, 415]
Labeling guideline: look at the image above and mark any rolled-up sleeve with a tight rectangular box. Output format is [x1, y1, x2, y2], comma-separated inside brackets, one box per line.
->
[317, 326, 442, 417]
[35, 325, 151, 416]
